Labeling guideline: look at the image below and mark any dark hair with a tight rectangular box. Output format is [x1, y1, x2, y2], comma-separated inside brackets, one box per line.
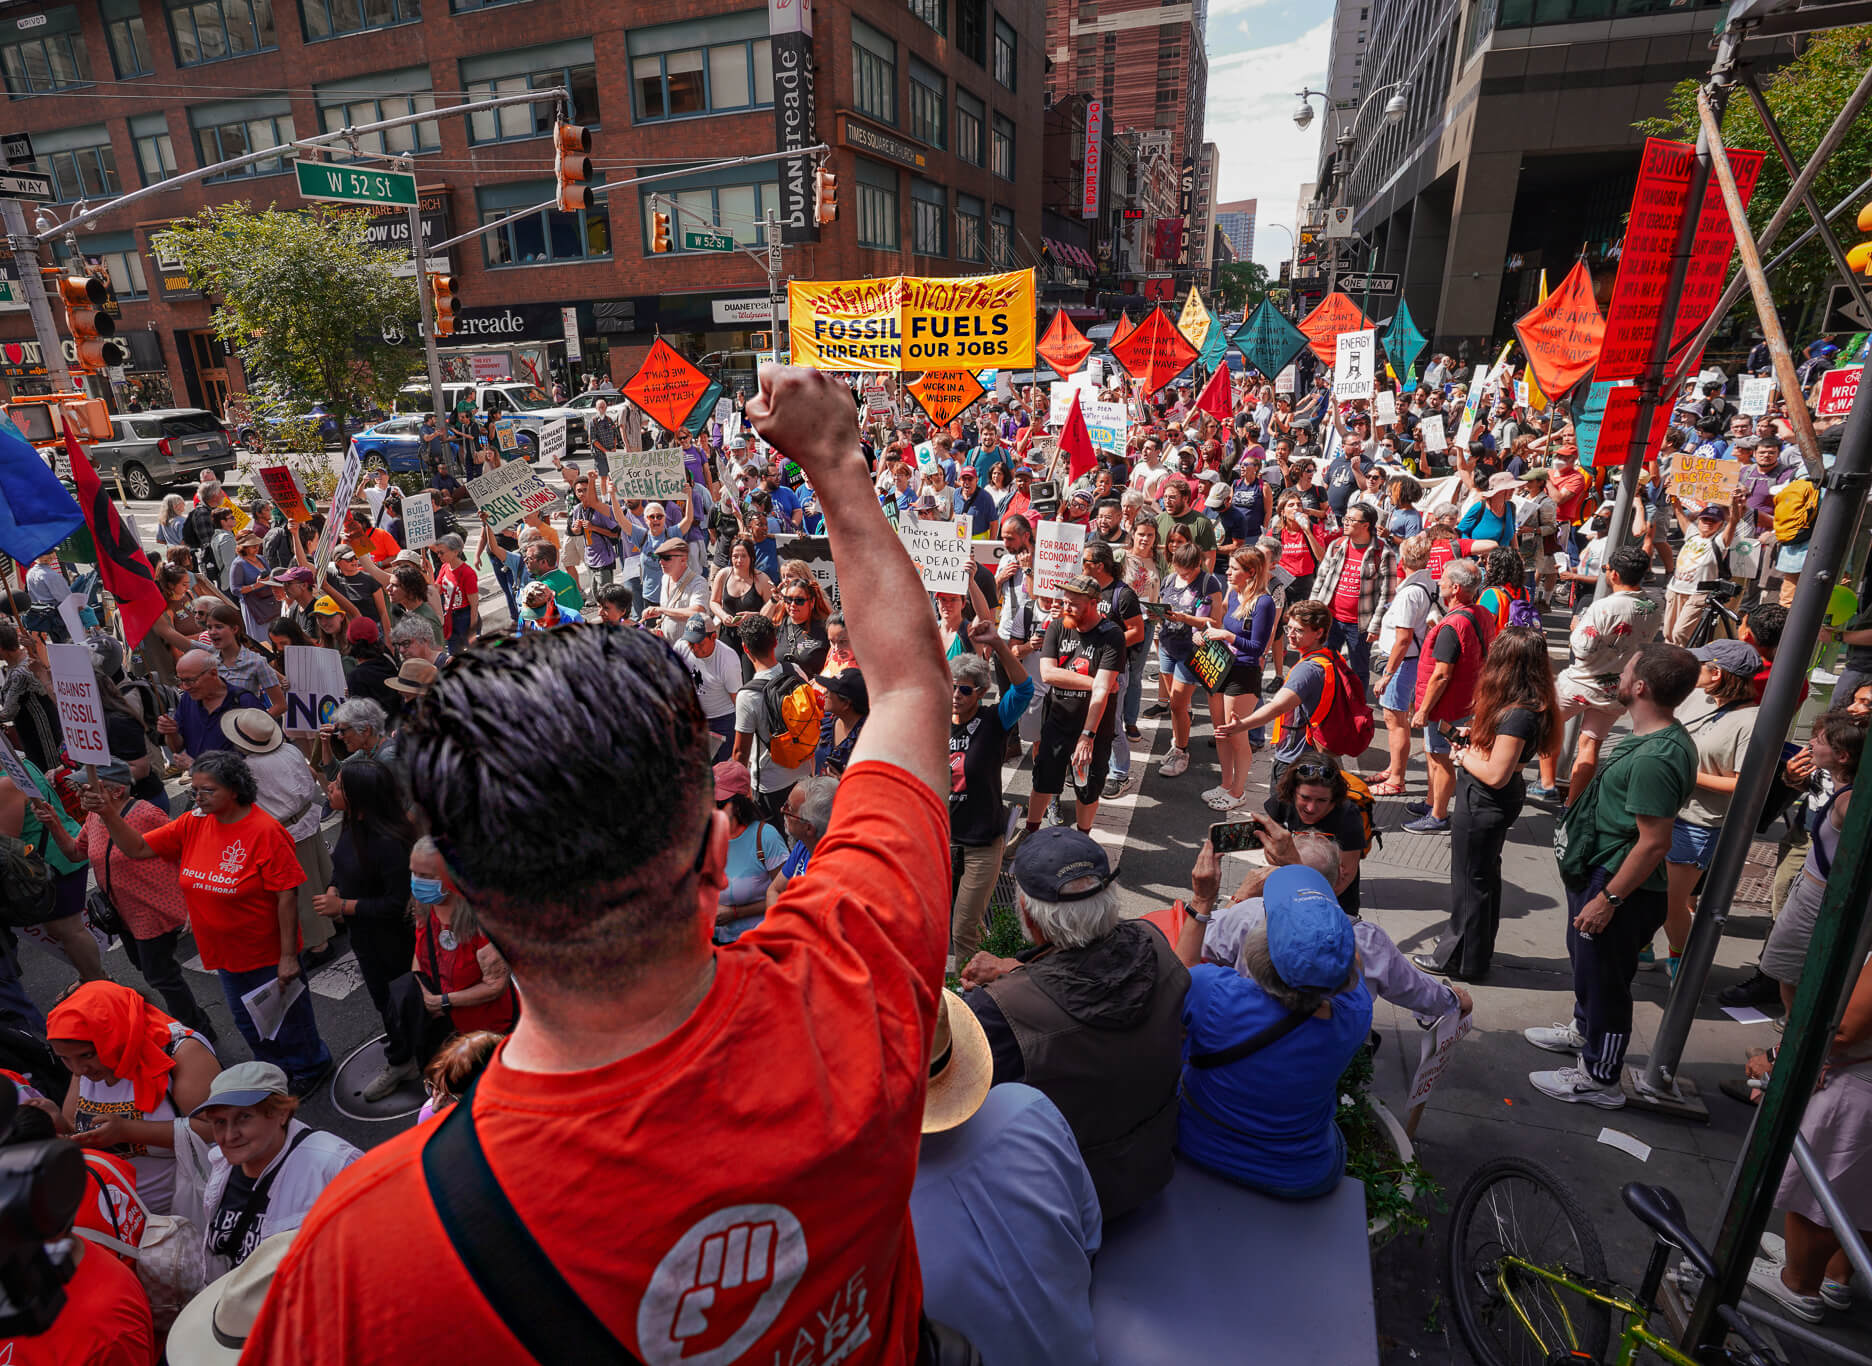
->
[1084, 539, 1120, 574]
[1094, 497, 1123, 515]
[1470, 626, 1561, 757]
[597, 583, 634, 615]
[1170, 540, 1203, 574]
[1285, 599, 1331, 634]
[391, 566, 428, 604]
[1632, 641, 1700, 709]
[401, 628, 711, 989]
[1703, 663, 1757, 709]
[1606, 546, 1650, 589]
[269, 618, 314, 648]
[3, 1101, 56, 1147]
[1483, 545, 1524, 589]
[1746, 602, 1788, 654]
[526, 539, 559, 568]
[192, 749, 259, 807]
[1814, 710, 1868, 771]
[737, 611, 777, 656]
[719, 792, 761, 828]
[337, 758, 418, 850]
[1275, 752, 1347, 807]
[729, 535, 759, 567]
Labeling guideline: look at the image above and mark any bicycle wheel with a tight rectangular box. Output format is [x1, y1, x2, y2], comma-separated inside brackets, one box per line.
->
[1448, 1156, 1615, 1366]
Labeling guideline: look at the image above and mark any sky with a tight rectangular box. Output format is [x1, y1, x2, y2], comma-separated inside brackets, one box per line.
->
[1202, 1, 1332, 271]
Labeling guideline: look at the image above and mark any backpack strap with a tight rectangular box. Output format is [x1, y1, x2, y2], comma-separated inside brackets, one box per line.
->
[423, 1080, 645, 1366]
[1189, 1006, 1315, 1068]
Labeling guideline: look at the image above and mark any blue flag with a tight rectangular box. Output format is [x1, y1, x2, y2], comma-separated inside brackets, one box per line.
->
[1229, 300, 1309, 381]
[0, 416, 81, 563]
[1381, 300, 1428, 377]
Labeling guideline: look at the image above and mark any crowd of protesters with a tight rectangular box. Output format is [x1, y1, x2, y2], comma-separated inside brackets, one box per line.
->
[0, 327, 1866, 1359]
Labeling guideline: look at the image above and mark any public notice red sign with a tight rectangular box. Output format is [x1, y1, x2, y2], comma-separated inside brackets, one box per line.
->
[1108, 307, 1198, 396]
[1297, 292, 1373, 365]
[1815, 366, 1861, 418]
[621, 338, 713, 433]
[1036, 309, 1094, 380]
[1513, 259, 1604, 397]
[1590, 384, 1674, 469]
[1598, 137, 1764, 382]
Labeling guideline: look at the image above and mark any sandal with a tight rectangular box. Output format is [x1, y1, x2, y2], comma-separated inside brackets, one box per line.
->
[1370, 779, 1406, 796]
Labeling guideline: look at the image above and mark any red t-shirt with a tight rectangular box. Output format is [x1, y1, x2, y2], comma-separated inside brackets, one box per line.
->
[1, 1240, 154, 1365]
[436, 561, 479, 633]
[1550, 465, 1588, 523]
[415, 921, 518, 1036]
[142, 807, 305, 973]
[1331, 543, 1368, 623]
[74, 1151, 145, 1265]
[1425, 536, 1475, 582]
[1279, 524, 1317, 578]
[242, 761, 949, 1366]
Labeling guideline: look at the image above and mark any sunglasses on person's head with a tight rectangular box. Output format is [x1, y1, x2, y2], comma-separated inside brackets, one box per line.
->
[1292, 760, 1334, 783]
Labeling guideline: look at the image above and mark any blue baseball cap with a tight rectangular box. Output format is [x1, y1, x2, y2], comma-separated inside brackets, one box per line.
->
[1012, 826, 1113, 902]
[1263, 866, 1355, 990]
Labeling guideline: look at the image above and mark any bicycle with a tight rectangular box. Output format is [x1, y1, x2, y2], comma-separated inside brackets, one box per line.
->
[1447, 1156, 1790, 1365]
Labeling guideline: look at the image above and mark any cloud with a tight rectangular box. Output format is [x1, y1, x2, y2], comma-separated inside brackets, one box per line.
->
[1203, 20, 1332, 269]
[1207, 0, 1281, 16]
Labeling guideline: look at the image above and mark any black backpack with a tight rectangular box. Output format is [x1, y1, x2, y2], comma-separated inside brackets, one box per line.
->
[182, 503, 215, 551]
[0, 833, 55, 929]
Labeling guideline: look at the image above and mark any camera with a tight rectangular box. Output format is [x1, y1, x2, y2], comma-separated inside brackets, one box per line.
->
[0, 1086, 89, 1337]
[1696, 579, 1741, 601]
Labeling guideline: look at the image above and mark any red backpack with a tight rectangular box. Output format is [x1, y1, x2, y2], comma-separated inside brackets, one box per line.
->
[1290, 649, 1376, 757]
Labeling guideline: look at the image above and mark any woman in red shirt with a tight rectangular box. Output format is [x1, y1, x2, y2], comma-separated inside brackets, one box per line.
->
[87, 750, 333, 1097]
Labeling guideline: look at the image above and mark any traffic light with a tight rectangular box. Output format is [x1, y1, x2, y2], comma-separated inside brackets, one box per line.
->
[554, 120, 592, 213]
[429, 273, 458, 338]
[1849, 199, 1872, 276]
[813, 167, 838, 226]
[59, 271, 123, 371]
[651, 208, 673, 254]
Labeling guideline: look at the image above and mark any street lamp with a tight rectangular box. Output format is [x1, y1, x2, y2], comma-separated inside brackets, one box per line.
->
[1292, 97, 1316, 131]
[1294, 81, 1411, 295]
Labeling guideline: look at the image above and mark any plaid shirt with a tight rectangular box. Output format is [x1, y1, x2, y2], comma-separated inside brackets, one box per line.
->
[1314, 534, 1398, 630]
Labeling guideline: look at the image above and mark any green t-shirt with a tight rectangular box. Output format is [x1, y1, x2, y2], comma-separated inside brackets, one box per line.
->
[540, 567, 585, 613]
[1157, 508, 1217, 555]
[1563, 722, 1699, 893]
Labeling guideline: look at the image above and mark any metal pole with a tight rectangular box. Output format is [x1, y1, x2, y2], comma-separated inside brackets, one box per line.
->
[407, 169, 445, 432]
[1640, 85, 1860, 1097]
[3, 198, 76, 394]
[766, 209, 784, 368]
[1327, 132, 1351, 299]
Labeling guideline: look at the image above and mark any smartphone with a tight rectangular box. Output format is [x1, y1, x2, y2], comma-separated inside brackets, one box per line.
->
[1141, 600, 1175, 622]
[1210, 820, 1265, 855]
[1437, 720, 1470, 748]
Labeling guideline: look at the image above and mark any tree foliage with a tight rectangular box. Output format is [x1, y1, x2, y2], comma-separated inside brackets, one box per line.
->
[1636, 26, 1872, 325]
[1215, 260, 1271, 313]
[161, 202, 419, 442]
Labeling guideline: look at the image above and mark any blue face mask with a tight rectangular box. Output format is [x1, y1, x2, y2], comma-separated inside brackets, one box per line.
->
[410, 875, 448, 905]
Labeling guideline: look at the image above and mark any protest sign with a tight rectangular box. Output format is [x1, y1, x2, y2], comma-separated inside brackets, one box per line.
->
[1738, 376, 1774, 417]
[968, 539, 1008, 568]
[621, 337, 714, 430]
[403, 491, 436, 550]
[899, 517, 971, 593]
[311, 443, 363, 570]
[283, 645, 348, 737]
[1297, 292, 1372, 365]
[1373, 390, 1398, 426]
[1406, 1008, 1474, 1136]
[906, 370, 986, 427]
[1176, 287, 1210, 352]
[1816, 367, 1860, 418]
[713, 397, 733, 424]
[1590, 385, 1673, 468]
[1109, 308, 1198, 395]
[1033, 519, 1086, 595]
[493, 418, 519, 453]
[0, 733, 32, 792]
[1416, 414, 1445, 454]
[467, 459, 555, 533]
[1515, 380, 1530, 410]
[257, 465, 312, 522]
[774, 534, 839, 610]
[864, 382, 891, 422]
[1037, 310, 1094, 379]
[1670, 456, 1741, 507]
[1333, 329, 1376, 401]
[1275, 364, 1296, 394]
[787, 270, 1037, 371]
[47, 643, 108, 765]
[613, 447, 687, 503]
[538, 418, 569, 467]
[1512, 259, 1605, 396]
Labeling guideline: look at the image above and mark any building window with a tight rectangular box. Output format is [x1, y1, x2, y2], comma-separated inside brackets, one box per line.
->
[134, 127, 177, 185]
[639, 176, 780, 255]
[65, 239, 149, 300]
[955, 192, 984, 262]
[992, 16, 1016, 89]
[909, 0, 944, 35]
[479, 179, 610, 266]
[954, 88, 984, 166]
[990, 113, 1013, 180]
[909, 59, 944, 148]
[318, 78, 440, 158]
[910, 179, 945, 257]
[193, 110, 296, 179]
[452, 0, 526, 10]
[631, 43, 772, 120]
[105, 7, 155, 79]
[956, 0, 986, 65]
[3, 24, 93, 96]
[168, 0, 278, 66]
[302, 0, 422, 40]
[463, 43, 598, 144]
[39, 143, 121, 203]
[851, 19, 895, 126]
[855, 158, 898, 250]
[990, 203, 1013, 267]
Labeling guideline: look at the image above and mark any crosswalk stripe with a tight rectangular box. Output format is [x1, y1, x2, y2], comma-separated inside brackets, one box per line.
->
[183, 950, 365, 1001]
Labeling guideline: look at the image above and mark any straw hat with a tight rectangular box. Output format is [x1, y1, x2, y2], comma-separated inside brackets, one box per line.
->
[922, 989, 992, 1134]
[220, 708, 283, 755]
[167, 1230, 298, 1363]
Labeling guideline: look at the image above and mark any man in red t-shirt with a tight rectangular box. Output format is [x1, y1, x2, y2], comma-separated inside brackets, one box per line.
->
[243, 366, 954, 1366]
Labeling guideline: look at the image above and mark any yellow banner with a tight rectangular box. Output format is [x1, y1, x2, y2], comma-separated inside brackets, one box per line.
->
[1177, 286, 1208, 350]
[787, 269, 1036, 372]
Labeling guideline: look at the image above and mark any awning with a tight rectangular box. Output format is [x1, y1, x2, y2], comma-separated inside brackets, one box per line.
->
[1044, 238, 1095, 275]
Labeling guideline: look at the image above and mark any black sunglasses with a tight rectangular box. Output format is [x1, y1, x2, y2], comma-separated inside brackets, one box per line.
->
[1292, 760, 1335, 783]
[783, 594, 811, 605]
[953, 683, 978, 696]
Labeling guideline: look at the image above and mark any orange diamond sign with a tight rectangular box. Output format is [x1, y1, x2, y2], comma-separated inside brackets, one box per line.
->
[1036, 310, 1094, 381]
[621, 338, 713, 433]
[906, 370, 987, 428]
[1109, 307, 1198, 396]
[1297, 292, 1373, 365]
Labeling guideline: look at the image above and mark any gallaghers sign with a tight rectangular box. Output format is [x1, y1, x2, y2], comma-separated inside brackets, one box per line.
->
[786, 269, 1036, 372]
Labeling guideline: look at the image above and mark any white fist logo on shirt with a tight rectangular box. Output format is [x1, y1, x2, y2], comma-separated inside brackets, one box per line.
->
[639, 1204, 809, 1365]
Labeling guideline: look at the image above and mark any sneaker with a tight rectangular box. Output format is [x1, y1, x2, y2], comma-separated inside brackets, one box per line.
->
[1637, 945, 1658, 972]
[1748, 1258, 1825, 1323]
[1125, 725, 1143, 741]
[1144, 701, 1170, 717]
[1666, 953, 1682, 982]
[1719, 967, 1783, 1009]
[1811, 667, 1841, 687]
[1103, 774, 1126, 800]
[1045, 799, 1065, 827]
[1402, 813, 1450, 834]
[1527, 784, 1560, 802]
[362, 1058, 419, 1102]
[1405, 800, 1431, 817]
[1525, 1022, 1587, 1054]
[1161, 747, 1190, 778]
[1820, 1278, 1853, 1311]
[1529, 1065, 1626, 1109]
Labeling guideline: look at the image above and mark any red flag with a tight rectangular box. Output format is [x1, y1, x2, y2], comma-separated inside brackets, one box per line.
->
[1110, 311, 1136, 351]
[1059, 390, 1097, 483]
[1036, 310, 1094, 381]
[1109, 308, 1199, 396]
[1193, 365, 1233, 423]
[62, 418, 165, 647]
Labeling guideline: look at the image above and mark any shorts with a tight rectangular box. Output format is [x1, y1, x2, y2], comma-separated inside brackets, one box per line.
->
[1157, 645, 1199, 686]
[1379, 655, 1418, 712]
[1557, 690, 1624, 740]
[1761, 871, 1826, 985]
[1219, 660, 1261, 698]
[1424, 721, 1456, 756]
[1776, 541, 1810, 575]
[1033, 722, 1114, 802]
[1668, 818, 1720, 869]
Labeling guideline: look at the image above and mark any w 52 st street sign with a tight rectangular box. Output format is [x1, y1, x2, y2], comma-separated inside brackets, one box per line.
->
[294, 161, 418, 208]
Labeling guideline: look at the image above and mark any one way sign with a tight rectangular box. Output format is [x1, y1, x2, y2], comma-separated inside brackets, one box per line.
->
[1339, 272, 1399, 297]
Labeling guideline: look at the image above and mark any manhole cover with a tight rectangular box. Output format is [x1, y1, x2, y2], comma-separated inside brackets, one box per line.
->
[331, 1034, 424, 1122]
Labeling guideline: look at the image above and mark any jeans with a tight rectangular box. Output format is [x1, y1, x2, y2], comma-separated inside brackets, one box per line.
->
[1122, 625, 1155, 731]
[122, 928, 212, 1033]
[1109, 668, 1132, 777]
[1327, 618, 1373, 691]
[217, 963, 332, 1088]
[1434, 775, 1522, 976]
[586, 560, 616, 591]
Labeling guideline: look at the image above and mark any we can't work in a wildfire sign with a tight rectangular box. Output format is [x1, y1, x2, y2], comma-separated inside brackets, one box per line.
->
[787, 269, 1036, 372]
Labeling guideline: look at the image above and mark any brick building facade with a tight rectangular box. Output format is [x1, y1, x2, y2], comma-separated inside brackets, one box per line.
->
[0, 0, 1045, 411]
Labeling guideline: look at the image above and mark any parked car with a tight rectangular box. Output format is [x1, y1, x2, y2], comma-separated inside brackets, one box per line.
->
[532, 388, 625, 451]
[54, 409, 235, 500]
[233, 403, 375, 452]
[352, 415, 437, 475]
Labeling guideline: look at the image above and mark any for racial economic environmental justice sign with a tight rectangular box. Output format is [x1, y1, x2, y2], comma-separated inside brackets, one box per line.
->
[787, 269, 1036, 372]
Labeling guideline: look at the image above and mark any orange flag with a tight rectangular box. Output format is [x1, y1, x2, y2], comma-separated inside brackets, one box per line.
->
[1193, 364, 1233, 423]
[1058, 389, 1098, 482]
[1297, 293, 1373, 365]
[621, 338, 712, 432]
[1036, 310, 1094, 381]
[1110, 310, 1137, 352]
[1513, 259, 1604, 399]
[1109, 308, 1199, 396]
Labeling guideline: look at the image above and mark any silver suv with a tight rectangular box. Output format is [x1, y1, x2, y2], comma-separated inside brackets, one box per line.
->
[24, 407, 232, 500]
